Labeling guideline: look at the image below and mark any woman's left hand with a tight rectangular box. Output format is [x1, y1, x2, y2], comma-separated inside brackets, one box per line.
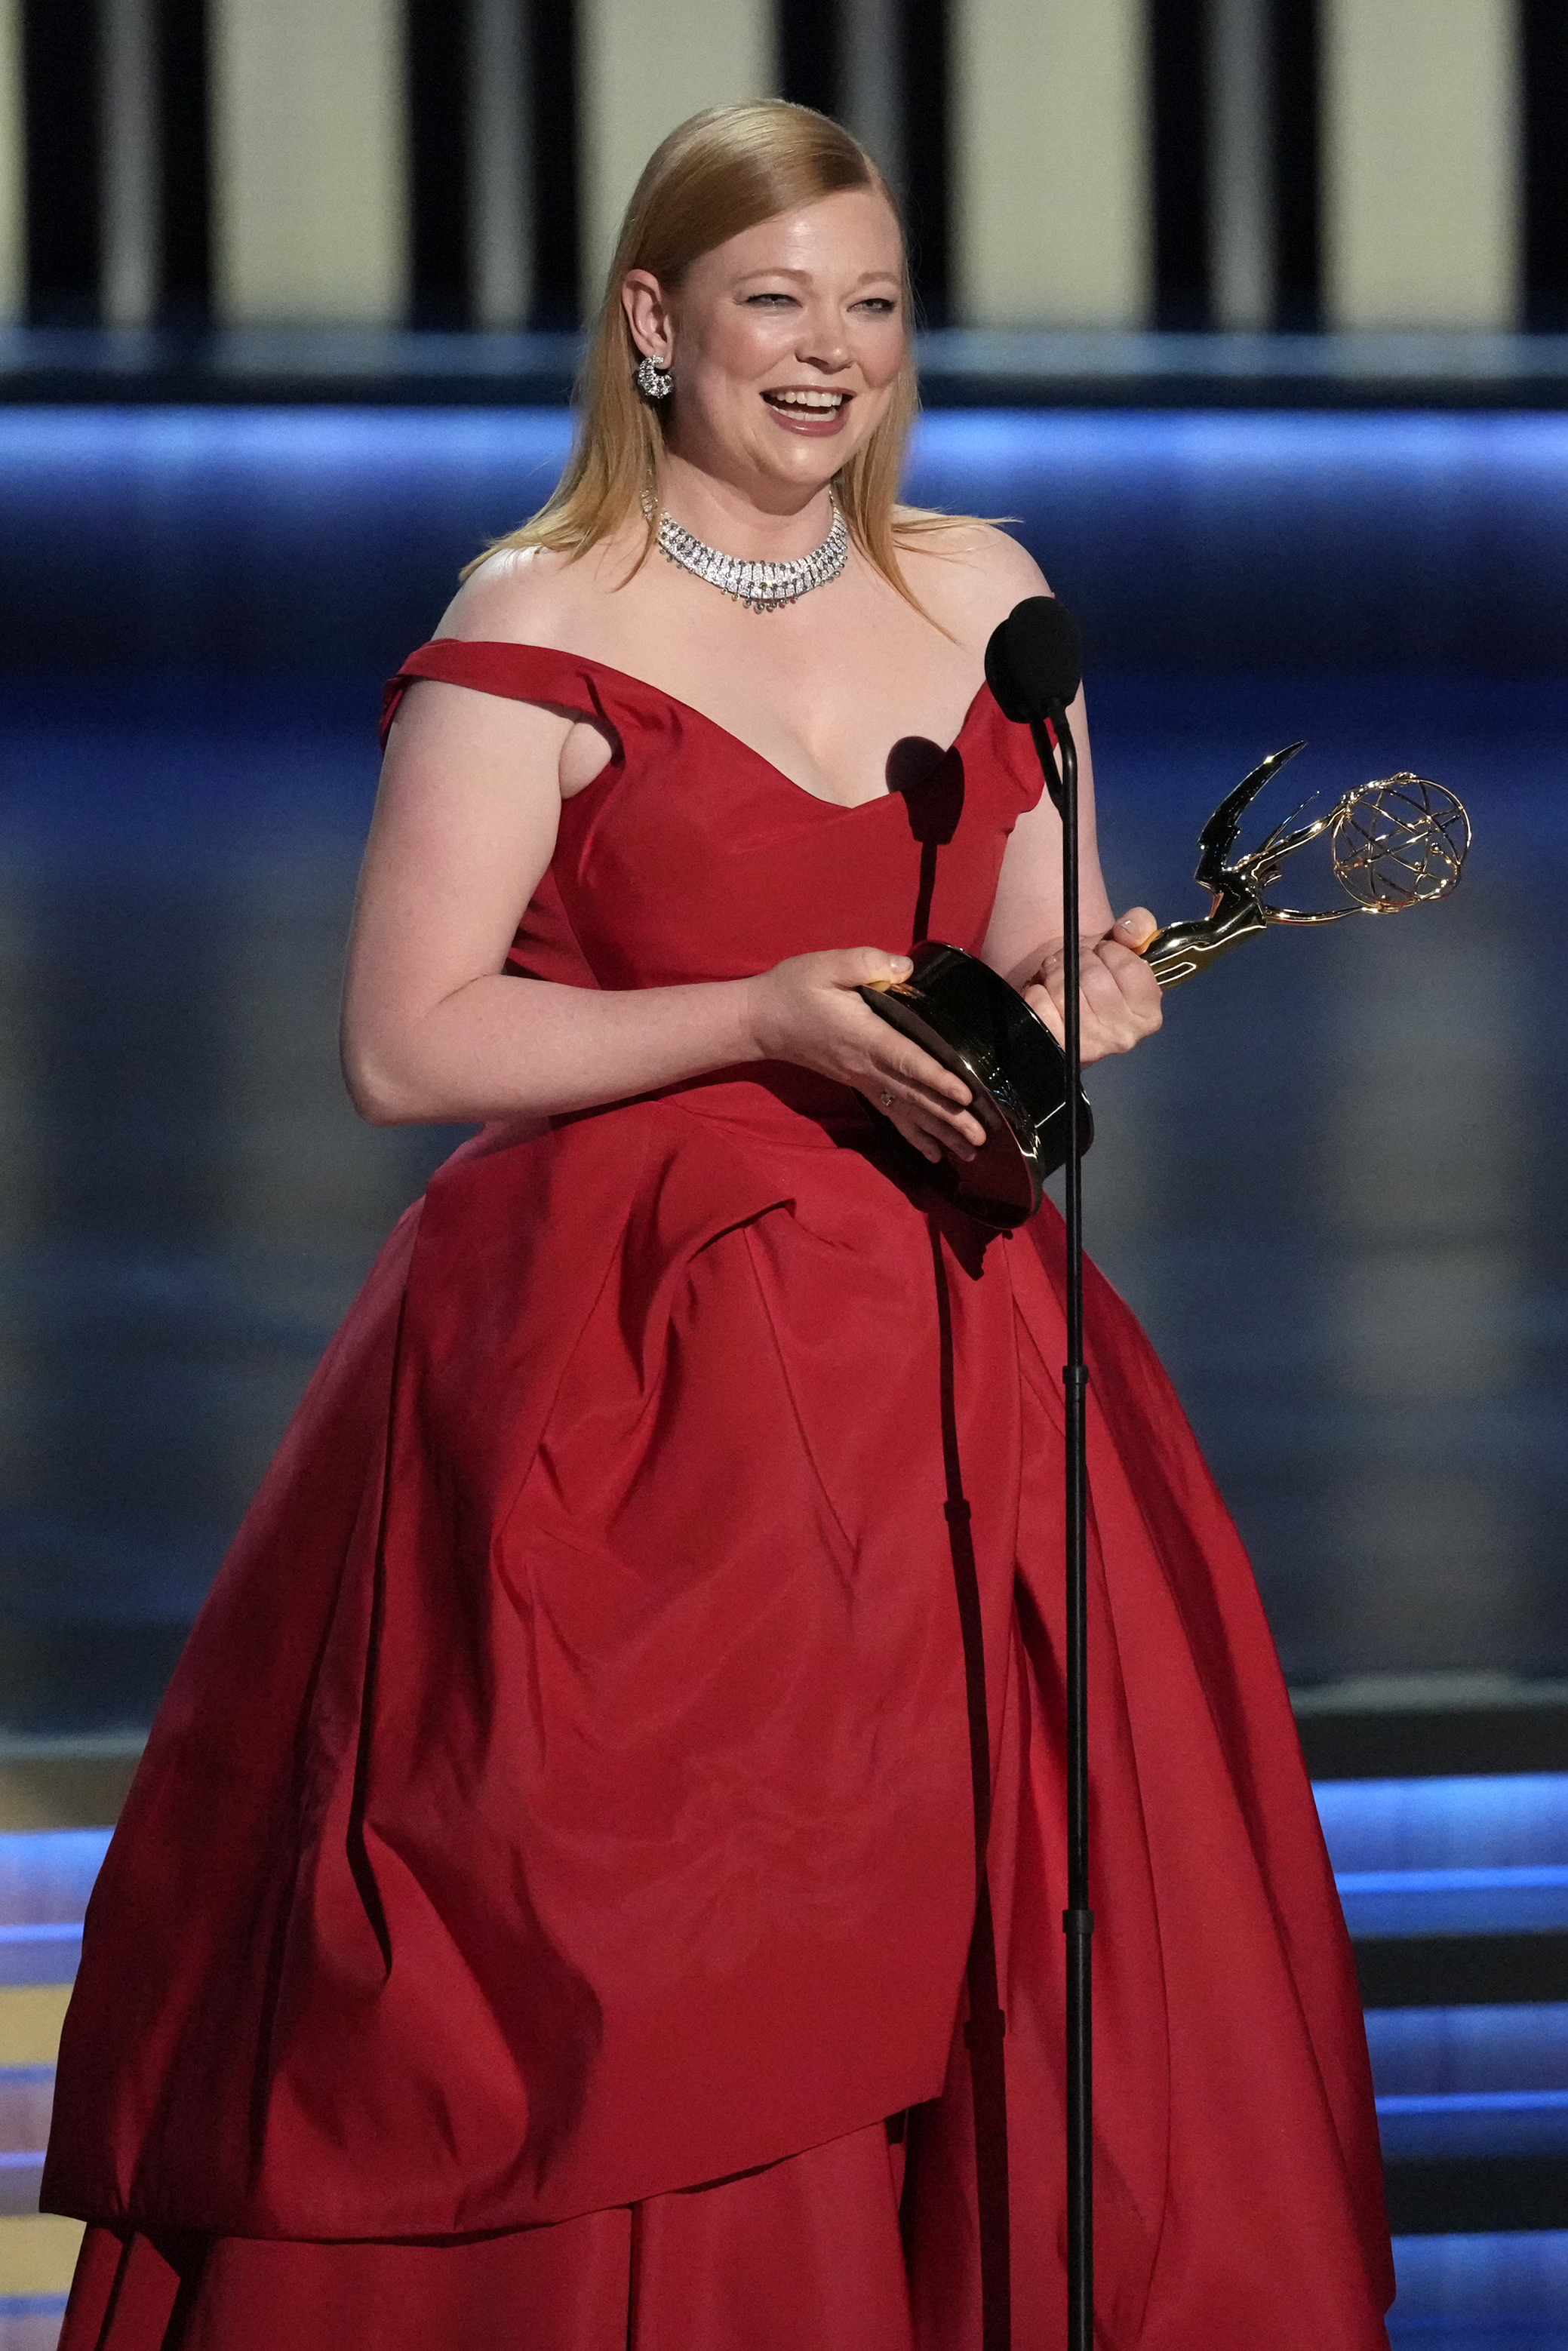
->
[1022, 908, 1164, 1065]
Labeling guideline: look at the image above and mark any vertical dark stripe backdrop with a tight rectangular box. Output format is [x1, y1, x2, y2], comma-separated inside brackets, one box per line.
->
[25, 0, 212, 328]
[1149, 0, 1324, 333]
[1522, 0, 1568, 331]
[777, 0, 839, 121]
[528, 0, 581, 327]
[11, 0, 1554, 336]
[159, 0, 213, 324]
[898, 0, 951, 325]
[1271, 0, 1321, 331]
[1151, 0, 1211, 330]
[409, 0, 474, 327]
[23, 0, 103, 325]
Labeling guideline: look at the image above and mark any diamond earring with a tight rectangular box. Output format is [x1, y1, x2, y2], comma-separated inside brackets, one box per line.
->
[635, 352, 673, 401]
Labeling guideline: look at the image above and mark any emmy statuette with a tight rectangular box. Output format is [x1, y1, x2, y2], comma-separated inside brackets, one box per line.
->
[861, 744, 1471, 1232]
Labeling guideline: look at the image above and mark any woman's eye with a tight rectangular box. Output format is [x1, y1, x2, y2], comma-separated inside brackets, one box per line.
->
[855, 298, 897, 315]
[744, 293, 797, 307]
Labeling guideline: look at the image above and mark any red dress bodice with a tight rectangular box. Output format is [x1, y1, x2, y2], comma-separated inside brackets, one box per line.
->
[385, 638, 1046, 991]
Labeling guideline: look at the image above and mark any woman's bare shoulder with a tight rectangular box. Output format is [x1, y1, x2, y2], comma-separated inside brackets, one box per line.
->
[893, 514, 1051, 640]
[432, 538, 638, 649]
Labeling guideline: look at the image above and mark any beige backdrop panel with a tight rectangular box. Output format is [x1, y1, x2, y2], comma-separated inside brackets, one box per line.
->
[0, 0, 20, 323]
[1324, 0, 1518, 330]
[954, 0, 1148, 327]
[212, 0, 406, 324]
[582, 0, 775, 309]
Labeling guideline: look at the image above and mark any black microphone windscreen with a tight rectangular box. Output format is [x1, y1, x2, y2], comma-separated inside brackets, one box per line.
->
[984, 596, 1084, 723]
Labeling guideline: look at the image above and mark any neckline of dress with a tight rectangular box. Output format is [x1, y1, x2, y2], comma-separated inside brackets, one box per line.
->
[474, 640, 997, 816]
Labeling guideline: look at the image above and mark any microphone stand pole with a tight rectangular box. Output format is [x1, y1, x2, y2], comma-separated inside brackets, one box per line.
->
[1030, 702, 1093, 2351]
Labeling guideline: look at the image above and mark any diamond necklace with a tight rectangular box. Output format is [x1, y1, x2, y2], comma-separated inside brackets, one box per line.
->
[643, 489, 850, 613]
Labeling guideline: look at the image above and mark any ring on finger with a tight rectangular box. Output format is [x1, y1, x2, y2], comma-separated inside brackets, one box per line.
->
[879, 1089, 894, 1108]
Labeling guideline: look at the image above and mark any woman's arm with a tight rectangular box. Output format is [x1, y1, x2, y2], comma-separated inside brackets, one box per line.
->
[340, 675, 988, 1158]
[979, 689, 1163, 1065]
[342, 672, 746, 1123]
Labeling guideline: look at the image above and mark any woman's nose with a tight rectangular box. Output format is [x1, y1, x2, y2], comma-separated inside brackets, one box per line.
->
[794, 312, 850, 370]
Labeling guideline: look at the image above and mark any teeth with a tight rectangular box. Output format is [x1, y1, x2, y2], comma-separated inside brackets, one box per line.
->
[767, 389, 845, 410]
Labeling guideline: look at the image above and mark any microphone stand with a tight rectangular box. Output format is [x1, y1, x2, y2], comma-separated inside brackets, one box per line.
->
[1029, 702, 1093, 2351]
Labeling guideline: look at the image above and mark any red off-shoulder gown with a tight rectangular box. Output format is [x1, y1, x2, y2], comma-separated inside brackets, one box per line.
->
[44, 643, 1394, 2349]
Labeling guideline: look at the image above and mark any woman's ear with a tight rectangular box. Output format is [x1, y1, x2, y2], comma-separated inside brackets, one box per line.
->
[622, 270, 672, 364]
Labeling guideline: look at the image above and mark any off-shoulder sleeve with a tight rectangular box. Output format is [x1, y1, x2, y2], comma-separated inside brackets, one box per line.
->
[380, 640, 615, 748]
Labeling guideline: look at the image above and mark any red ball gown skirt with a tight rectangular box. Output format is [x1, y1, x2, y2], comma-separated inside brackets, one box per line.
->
[45, 644, 1394, 2348]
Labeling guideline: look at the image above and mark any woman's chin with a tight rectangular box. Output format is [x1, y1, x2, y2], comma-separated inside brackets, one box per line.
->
[752, 433, 869, 496]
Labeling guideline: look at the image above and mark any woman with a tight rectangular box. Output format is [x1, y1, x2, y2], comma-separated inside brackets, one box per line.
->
[46, 103, 1393, 2351]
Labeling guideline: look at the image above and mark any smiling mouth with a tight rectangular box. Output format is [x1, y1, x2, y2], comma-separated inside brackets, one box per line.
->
[762, 388, 850, 416]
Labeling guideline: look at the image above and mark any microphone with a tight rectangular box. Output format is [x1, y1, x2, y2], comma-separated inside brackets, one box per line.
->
[983, 595, 1083, 725]
[984, 595, 1082, 816]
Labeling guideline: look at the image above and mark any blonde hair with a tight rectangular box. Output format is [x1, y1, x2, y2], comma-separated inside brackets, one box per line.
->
[466, 101, 960, 601]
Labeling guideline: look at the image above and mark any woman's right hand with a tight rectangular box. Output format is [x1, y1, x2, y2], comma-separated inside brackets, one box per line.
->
[743, 948, 988, 1165]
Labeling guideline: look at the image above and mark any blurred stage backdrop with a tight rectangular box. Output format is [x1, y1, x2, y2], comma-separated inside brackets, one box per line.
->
[0, 3, 1566, 2346]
